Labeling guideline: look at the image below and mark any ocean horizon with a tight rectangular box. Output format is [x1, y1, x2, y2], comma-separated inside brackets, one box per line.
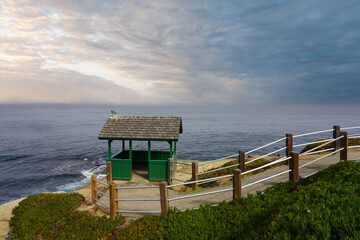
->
[0, 103, 359, 205]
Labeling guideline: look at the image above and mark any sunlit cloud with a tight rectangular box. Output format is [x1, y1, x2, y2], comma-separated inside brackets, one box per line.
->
[1, 0, 359, 104]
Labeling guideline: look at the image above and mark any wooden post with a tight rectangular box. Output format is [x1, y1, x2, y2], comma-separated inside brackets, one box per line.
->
[129, 140, 132, 160]
[106, 162, 112, 184]
[108, 140, 112, 159]
[91, 175, 96, 204]
[168, 158, 173, 185]
[289, 152, 299, 182]
[159, 182, 168, 215]
[233, 169, 242, 199]
[333, 125, 340, 151]
[169, 141, 173, 157]
[286, 133, 293, 166]
[238, 150, 245, 172]
[340, 131, 348, 161]
[192, 162, 198, 190]
[110, 182, 118, 219]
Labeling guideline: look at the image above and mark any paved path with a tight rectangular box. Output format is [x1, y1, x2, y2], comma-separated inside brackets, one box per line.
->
[99, 149, 360, 218]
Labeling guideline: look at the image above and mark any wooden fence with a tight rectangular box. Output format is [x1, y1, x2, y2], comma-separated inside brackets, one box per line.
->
[91, 125, 360, 218]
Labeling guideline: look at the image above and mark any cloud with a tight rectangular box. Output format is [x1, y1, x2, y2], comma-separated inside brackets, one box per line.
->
[0, 67, 143, 104]
[1, 0, 359, 104]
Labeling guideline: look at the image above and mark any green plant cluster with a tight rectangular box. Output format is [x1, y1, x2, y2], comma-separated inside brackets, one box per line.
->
[301, 138, 360, 153]
[110, 161, 360, 239]
[10, 193, 125, 239]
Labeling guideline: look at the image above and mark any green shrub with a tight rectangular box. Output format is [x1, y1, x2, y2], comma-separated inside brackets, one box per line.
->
[111, 161, 360, 239]
[49, 211, 125, 239]
[10, 192, 125, 239]
[10, 193, 83, 239]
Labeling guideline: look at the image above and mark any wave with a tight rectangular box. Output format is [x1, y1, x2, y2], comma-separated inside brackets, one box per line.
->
[56, 164, 106, 192]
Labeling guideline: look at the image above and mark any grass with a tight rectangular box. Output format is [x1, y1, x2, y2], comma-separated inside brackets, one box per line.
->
[10, 193, 125, 240]
[109, 161, 360, 239]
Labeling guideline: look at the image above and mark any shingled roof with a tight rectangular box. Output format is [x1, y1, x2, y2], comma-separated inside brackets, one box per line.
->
[98, 116, 183, 141]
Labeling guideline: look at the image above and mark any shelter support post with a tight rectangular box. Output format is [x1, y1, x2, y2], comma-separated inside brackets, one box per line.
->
[289, 152, 299, 182]
[107, 140, 112, 159]
[129, 140, 132, 160]
[148, 141, 151, 161]
[169, 141, 173, 157]
[340, 131, 348, 161]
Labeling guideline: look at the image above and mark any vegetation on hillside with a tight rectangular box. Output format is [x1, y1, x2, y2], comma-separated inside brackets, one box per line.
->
[10, 193, 125, 239]
[9, 159, 360, 239]
[109, 161, 360, 239]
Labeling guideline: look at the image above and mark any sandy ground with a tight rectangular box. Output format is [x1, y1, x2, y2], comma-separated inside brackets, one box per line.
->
[1, 149, 359, 239]
[0, 198, 25, 240]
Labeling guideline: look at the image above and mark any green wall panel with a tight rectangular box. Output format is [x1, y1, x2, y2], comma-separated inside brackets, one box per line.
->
[111, 159, 132, 180]
[148, 160, 168, 181]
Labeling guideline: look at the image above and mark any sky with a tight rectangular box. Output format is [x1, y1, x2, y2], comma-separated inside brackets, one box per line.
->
[0, 0, 359, 105]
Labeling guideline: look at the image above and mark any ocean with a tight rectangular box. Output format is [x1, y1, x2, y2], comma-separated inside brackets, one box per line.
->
[0, 104, 359, 205]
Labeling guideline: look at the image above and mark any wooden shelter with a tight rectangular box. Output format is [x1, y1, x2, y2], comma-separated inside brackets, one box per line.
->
[99, 116, 182, 181]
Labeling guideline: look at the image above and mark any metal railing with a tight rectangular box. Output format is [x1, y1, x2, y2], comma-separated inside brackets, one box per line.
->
[245, 147, 287, 165]
[299, 135, 343, 156]
[299, 148, 344, 169]
[91, 173, 110, 210]
[168, 188, 233, 201]
[341, 126, 360, 161]
[174, 162, 192, 166]
[115, 185, 161, 215]
[241, 156, 290, 176]
[101, 125, 360, 218]
[172, 125, 359, 194]
[245, 137, 286, 155]
[241, 169, 291, 189]
[161, 125, 359, 214]
[293, 129, 334, 138]
[198, 153, 239, 166]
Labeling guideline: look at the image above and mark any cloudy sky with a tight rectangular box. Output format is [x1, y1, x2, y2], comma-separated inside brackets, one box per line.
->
[1, 0, 359, 105]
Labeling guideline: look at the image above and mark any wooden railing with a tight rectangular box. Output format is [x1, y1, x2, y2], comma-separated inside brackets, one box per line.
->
[91, 174, 110, 210]
[91, 125, 360, 218]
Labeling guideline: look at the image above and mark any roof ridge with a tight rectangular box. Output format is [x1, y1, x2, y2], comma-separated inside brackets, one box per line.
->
[99, 115, 183, 140]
